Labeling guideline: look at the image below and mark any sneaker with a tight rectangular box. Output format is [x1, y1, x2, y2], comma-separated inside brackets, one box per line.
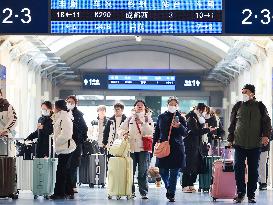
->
[248, 197, 256, 203]
[166, 192, 170, 200]
[141, 195, 148, 200]
[67, 195, 74, 200]
[169, 197, 175, 202]
[189, 186, 197, 192]
[182, 187, 193, 193]
[259, 183, 267, 191]
[234, 194, 245, 203]
[168, 193, 175, 202]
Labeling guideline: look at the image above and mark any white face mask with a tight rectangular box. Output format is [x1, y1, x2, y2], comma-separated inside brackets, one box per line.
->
[198, 116, 206, 124]
[67, 103, 75, 110]
[136, 111, 145, 118]
[243, 94, 250, 102]
[168, 105, 177, 113]
[41, 109, 50, 116]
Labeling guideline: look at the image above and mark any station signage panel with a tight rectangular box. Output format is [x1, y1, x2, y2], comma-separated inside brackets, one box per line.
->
[82, 73, 201, 91]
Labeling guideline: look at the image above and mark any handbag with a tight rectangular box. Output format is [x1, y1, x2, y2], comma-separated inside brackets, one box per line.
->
[135, 120, 153, 152]
[153, 114, 175, 158]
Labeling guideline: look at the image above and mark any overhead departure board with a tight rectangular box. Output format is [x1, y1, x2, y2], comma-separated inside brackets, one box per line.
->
[50, 0, 222, 34]
[1, 0, 273, 34]
[108, 75, 176, 90]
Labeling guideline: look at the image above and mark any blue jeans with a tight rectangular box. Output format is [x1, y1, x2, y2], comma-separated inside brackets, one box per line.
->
[131, 152, 150, 196]
[159, 168, 180, 195]
[234, 146, 261, 198]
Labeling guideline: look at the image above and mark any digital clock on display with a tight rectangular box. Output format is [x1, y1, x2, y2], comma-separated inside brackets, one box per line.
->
[225, 0, 273, 34]
[0, 0, 48, 34]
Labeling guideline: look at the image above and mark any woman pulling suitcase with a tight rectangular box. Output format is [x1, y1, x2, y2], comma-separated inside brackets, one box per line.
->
[49, 100, 76, 200]
[120, 99, 154, 200]
[26, 101, 53, 158]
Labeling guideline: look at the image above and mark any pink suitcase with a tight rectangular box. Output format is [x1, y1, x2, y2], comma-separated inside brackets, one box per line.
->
[210, 160, 237, 201]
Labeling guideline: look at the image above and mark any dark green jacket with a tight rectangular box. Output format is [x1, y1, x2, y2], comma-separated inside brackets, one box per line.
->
[228, 100, 271, 149]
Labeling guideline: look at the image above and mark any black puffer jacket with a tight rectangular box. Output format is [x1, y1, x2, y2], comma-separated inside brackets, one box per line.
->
[71, 107, 88, 145]
[26, 115, 53, 158]
[184, 111, 210, 174]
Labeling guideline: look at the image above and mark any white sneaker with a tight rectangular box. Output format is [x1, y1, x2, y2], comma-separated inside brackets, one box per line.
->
[189, 186, 196, 192]
[182, 187, 192, 193]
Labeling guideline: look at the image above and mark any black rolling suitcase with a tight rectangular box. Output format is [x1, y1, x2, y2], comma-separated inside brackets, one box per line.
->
[0, 137, 18, 199]
[78, 155, 90, 186]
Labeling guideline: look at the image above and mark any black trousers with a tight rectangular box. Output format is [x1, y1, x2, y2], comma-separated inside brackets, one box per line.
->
[54, 153, 73, 196]
[70, 144, 82, 188]
[234, 146, 261, 198]
[182, 172, 198, 188]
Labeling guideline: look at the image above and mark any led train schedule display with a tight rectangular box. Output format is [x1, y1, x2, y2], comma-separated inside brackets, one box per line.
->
[51, 0, 222, 34]
[82, 74, 202, 91]
[1, 0, 273, 34]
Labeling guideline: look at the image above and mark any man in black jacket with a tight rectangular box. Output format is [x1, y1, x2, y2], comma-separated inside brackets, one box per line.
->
[66, 96, 88, 195]
[228, 84, 271, 203]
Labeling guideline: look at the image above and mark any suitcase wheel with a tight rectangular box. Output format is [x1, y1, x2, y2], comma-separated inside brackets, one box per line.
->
[89, 183, 95, 188]
[101, 184, 105, 188]
[116, 196, 121, 200]
[34, 195, 38, 200]
[126, 196, 131, 200]
[212, 197, 217, 202]
[44, 195, 49, 200]
[198, 189, 201, 192]
[77, 183, 82, 187]
[108, 195, 112, 200]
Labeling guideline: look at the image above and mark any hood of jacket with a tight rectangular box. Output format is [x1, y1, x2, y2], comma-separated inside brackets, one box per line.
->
[0, 98, 9, 106]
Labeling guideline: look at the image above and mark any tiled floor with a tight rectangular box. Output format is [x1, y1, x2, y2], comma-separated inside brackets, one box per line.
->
[0, 185, 272, 205]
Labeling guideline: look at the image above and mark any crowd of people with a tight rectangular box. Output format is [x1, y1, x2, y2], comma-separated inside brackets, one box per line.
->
[0, 84, 271, 203]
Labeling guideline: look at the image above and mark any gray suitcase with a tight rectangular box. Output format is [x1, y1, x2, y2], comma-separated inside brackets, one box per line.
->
[16, 156, 33, 191]
[89, 154, 106, 188]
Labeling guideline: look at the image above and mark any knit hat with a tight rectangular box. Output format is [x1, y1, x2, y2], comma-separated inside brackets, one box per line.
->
[243, 84, 255, 94]
[55, 99, 67, 111]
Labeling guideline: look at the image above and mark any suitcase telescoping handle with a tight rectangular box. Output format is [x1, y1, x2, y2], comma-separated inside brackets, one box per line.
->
[49, 134, 55, 159]
[223, 146, 234, 172]
[223, 145, 232, 161]
[0, 136, 9, 156]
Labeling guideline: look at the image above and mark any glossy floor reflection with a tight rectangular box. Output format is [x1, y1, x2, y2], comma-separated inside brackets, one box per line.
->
[0, 185, 272, 205]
